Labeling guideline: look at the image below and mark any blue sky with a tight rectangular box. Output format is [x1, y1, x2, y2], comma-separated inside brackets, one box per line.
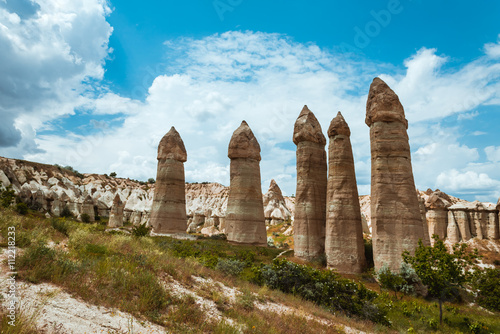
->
[0, 0, 499, 202]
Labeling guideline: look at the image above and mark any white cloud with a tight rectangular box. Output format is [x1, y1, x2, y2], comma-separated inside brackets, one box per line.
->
[1, 27, 499, 201]
[436, 169, 500, 201]
[457, 110, 479, 121]
[0, 0, 112, 151]
[485, 146, 500, 162]
[484, 34, 500, 59]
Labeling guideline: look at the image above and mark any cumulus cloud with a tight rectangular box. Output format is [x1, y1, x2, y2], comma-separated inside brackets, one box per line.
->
[0, 0, 112, 152]
[1, 24, 499, 201]
[485, 146, 500, 162]
[436, 169, 500, 201]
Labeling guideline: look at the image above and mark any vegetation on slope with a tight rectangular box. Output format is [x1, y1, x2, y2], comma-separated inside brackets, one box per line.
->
[0, 204, 499, 333]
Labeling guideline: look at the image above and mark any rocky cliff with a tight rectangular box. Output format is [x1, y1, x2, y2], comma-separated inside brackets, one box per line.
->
[1, 156, 498, 244]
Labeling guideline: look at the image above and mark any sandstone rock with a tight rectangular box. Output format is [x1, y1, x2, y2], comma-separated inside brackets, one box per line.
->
[193, 213, 206, 227]
[80, 195, 95, 222]
[150, 127, 188, 234]
[263, 179, 292, 225]
[293, 106, 327, 261]
[447, 210, 460, 244]
[108, 194, 124, 228]
[417, 192, 431, 246]
[486, 210, 499, 240]
[225, 121, 267, 246]
[424, 190, 451, 244]
[366, 77, 425, 272]
[448, 204, 472, 241]
[325, 112, 366, 273]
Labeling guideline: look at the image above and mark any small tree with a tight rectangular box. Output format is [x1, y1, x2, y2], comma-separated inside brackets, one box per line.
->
[147, 178, 155, 184]
[110, 172, 117, 177]
[0, 184, 15, 208]
[402, 235, 479, 325]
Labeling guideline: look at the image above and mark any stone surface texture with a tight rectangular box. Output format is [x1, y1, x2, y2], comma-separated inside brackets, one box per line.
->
[293, 106, 327, 261]
[424, 190, 451, 244]
[150, 127, 188, 234]
[108, 194, 124, 228]
[366, 77, 425, 272]
[225, 121, 267, 246]
[325, 112, 366, 273]
[263, 179, 292, 225]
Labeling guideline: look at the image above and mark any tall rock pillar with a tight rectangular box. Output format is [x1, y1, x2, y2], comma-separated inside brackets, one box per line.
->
[365, 78, 425, 272]
[424, 190, 451, 245]
[325, 112, 366, 273]
[108, 194, 124, 228]
[226, 121, 267, 246]
[150, 127, 188, 234]
[293, 105, 327, 261]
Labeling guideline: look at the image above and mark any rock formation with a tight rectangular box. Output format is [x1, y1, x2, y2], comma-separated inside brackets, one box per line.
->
[424, 190, 451, 244]
[417, 192, 431, 246]
[108, 194, 124, 228]
[325, 112, 366, 273]
[263, 179, 292, 225]
[293, 105, 327, 261]
[448, 204, 472, 241]
[447, 210, 460, 244]
[149, 127, 188, 234]
[365, 77, 425, 272]
[225, 121, 267, 246]
[80, 195, 95, 222]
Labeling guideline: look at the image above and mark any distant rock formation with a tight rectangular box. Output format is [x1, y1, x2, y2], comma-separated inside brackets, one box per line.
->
[80, 195, 95, 222]
[108, 194, 124, 228]
[150, 127, 188, 234]
[225, 121, 267, 246]
[293, 105, 327, 261]
[366, 77, 425, 272]
[424, 190, 451, 245]
[263, 179, 292, 225]
[325, 112, 366, 273]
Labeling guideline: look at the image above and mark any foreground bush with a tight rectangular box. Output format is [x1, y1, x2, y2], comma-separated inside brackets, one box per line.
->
[252, 258, 389, 324]
[472, 267, 500, 312]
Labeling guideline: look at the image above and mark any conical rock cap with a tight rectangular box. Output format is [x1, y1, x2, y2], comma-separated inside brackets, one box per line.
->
[293, 105, 326, 145]
[327, 111, 351, 137]
[365, 77, 408, 128]
[228, 121, 261, 161]
[158, 127, 187, 162]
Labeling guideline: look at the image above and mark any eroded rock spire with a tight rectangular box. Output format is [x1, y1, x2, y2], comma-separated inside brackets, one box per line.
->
[293, 105, 327, 261]
[150, 127, 188, 233]
[366, 78, 425, 272]
[226, 121, 267, 245]
[325, 112, 366, 273]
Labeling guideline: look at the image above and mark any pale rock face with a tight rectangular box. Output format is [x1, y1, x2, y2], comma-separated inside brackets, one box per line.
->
[366, 78, 425, 272]
[80, 195, 95, 222]
[293, 106, 327, 261]
[108, 194, 124, 228]
[225, 121, 267, 246]
[150, 127, 188, 234]
[448, 203, 472, 241]
[447, 210, 461, 244]
[424, 190, 451, 243]
[325, 112, 366, 273]
[263, 179, 292, 225]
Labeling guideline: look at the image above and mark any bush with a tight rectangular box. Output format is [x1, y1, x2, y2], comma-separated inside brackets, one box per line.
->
[376, 263, 426, 299]
[15, 202, 29, 215]
[147, 178, 155, 184]
[216, 258, 245, 276]
[60, 206, 73, 218]
[80, 213, 91, 224]
[110, 172, 117, 177]
[254, 258, 388, 324]
[0, 184, 15, 208]
[131, 223, 151, 237]
[472, 268, 500, 312]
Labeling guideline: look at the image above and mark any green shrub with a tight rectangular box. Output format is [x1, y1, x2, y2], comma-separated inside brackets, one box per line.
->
[60, 206, 73, 218]
[15, 202, 29, 215]
[216, 258, 245, 276]
[472, 268, 500, 312]
[51, 218, 70, 236]
[0, 184, 15, 208]
[254, 258, 388, 324]
[131, 223, 151, 237]
[80, 213, 91, 223]
[376, 265, 405, 298]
